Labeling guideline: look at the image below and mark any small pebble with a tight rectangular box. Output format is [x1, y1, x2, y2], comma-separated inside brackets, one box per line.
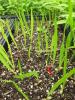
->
[37, 96, 40, 99]
[34, 83, 37, 86]
[30, 92, 32, 95]
[1, 72, 5, 76]
[28, 70, 32, 72]
[46, 90, 48, 93]
[30, 85, 33, 89]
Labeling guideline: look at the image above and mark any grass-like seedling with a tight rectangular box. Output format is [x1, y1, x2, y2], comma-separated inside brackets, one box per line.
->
[59, 41, 65, 68]
[51, 16, 58, 64]
[5, 19, 17, 48]
[37, 25, 41, 52]
[28, 8, 34, 58]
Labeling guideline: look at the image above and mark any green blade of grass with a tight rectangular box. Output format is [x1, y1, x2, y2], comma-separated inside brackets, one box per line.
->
[18, 59, 22, 74]
[45, 29, 48, 51]
[51, 16, 58, 63]
[6, 19, 17, 48]
[59, 41, 65, 67]
[31, 7, 34, 42]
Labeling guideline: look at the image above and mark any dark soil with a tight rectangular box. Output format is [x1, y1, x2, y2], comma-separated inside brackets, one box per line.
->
[0, 22, 75, 100]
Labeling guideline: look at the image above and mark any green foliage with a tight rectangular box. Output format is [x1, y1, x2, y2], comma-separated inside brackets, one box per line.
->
[0, 0, 75, 99]
[0, 0, 75, 20]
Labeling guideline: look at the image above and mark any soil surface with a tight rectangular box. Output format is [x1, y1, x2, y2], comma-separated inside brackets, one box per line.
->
[0, 22, 75, 100]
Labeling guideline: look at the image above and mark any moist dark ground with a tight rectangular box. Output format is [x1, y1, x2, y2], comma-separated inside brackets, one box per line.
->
[0, 22, 75, 100]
